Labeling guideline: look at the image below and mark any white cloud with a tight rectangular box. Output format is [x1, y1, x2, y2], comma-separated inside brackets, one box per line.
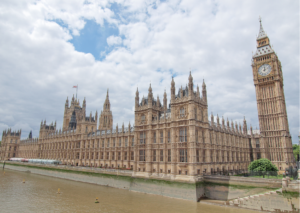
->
[107, 35, 122, 46]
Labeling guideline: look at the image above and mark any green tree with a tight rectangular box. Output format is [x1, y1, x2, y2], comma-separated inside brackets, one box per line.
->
[248, 158, 278, 172]
[292, 144, 299, 161]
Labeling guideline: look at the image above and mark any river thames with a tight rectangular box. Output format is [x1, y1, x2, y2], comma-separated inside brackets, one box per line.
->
[0, 169, 261, 213]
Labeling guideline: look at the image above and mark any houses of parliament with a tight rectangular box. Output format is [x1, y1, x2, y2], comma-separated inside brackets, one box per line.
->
[0, 20, 295, 178]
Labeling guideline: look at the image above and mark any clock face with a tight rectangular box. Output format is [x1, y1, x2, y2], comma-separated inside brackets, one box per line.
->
[258, 64, 271, 76]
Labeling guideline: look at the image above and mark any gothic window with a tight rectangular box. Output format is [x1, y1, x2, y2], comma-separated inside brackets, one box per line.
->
[256, 139, 260, 148]
[167, 131, 171, 143]
[202, 131, 205, 143]
[112, 152, 115, 160]
[179, 149, 188, 162]
[153, 150, 156, 161]
[107, 139, 110, 147]
[141, 115, 145, 123]
[125, 138, 128, 147]
[139, 150, 145, 161]
[100, 152, 103, 159]
[131, 137, 134, 146]
[140, 132, 146, 144]
[195, 107, 197, 120]
[195, 130, 198, 143]
[180, 108, 185, 117]
[168, 149, 171, 162]
[118, 152, 121, 160]
[160, 150, 164, 161]
[196, 150, 199, 162]
[106, 152, 109, 160]
[86, 126, 88, 133]
[113, 139, 115, 147]
[153, 132, 156, 143]
[179, 128, 187, 142]
[201, 110, 203, 121]
[160, 131, 163, 143]
[119, 138, 121, 147]
[216, 151, 219, 162]
[131, 151, 134, 160]
[102, 140, 104, 147]
[124, 152, 127, 160]
[210, 150, 213, 162]
[257, 153, 261, 160]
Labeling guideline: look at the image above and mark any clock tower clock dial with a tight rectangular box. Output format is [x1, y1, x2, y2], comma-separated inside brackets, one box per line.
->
[251, 18, 295, 169]
[258, 64, 271, 76]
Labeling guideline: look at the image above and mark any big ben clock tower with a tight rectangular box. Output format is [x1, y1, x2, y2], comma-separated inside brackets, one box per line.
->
[251, 18, 295, 169]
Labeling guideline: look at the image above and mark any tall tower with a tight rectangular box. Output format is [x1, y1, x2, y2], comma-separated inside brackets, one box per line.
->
[99, 90, 113, 130]
[251, 18, 295, 169]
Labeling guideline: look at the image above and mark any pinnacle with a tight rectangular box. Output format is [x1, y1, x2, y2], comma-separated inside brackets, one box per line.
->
[257, 17, 267, 40]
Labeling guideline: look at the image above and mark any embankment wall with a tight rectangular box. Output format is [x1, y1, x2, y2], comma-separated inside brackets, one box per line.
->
[1, 163, 282, 201]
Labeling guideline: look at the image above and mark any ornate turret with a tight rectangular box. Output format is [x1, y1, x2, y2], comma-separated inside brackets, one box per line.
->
[188, 71, 193, 98]
[163, 90, 167, 111]
[202, 79, 207, 103]
[148, 84, 153, 107]
[99, 90, 113, 130]
[243, 117, 247, 135]
[216, 114, 220, 128]
[171, 77, 175, 102]
[211, 113, 214, 126]
[135, 87, 139, 109]
[65, 97, 69, 108]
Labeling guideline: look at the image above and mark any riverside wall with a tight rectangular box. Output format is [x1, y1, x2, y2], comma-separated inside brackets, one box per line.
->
[1, 162, 282, 201]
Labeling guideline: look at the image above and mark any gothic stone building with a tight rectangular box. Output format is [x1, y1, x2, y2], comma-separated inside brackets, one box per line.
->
[0, 20, 295, 179]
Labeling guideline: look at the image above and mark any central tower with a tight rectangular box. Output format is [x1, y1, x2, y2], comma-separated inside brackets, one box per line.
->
[251, 18, 295, 169]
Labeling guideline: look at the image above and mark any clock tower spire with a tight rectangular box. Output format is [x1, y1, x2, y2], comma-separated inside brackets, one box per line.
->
[252, 18, 295, 169]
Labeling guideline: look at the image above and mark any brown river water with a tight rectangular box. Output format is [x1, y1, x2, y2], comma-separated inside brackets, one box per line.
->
[0, 169, 263, 213]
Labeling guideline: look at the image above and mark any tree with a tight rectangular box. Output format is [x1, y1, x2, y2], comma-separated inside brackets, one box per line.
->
[292, 144, 299, 161]
[248, 158, 278, 172]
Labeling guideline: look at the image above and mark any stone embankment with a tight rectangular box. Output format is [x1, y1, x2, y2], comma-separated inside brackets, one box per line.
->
[1, 162, 286, 202]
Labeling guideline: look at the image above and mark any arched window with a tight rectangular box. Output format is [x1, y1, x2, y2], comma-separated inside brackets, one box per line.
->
[180, 108, 185, 117]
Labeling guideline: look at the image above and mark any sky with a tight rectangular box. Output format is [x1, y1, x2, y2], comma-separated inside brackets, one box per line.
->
[0, 0, 299, 144]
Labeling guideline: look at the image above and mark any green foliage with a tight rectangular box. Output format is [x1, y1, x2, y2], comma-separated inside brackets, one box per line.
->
[248, 158, 278, 172]
[292, 144, 299, 161]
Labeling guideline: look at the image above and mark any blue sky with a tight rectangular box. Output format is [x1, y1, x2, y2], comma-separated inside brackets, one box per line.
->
[0, 0, 298, 145]
[70, 19, 119, 60]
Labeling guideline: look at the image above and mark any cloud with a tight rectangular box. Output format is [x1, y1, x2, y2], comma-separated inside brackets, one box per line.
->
[107, 35, 122, 46]
[0, 0, 298, 145]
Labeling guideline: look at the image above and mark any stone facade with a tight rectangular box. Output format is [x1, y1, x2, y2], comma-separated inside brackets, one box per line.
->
[0, 20, 295, 178]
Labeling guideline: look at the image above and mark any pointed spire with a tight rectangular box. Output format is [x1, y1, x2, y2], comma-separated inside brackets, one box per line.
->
[257, 16, 267, 40]
[171, 76, 175, 87]
[135, 87, 139, 109]
[106, 88, 109, 98]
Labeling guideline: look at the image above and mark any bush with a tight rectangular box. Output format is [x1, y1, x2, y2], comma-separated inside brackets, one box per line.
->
[248, 158, 278, 172]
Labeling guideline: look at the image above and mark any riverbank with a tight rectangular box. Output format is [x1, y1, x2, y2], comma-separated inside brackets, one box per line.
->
[1, 162, 283, 202]
[0, 169, 261, 213]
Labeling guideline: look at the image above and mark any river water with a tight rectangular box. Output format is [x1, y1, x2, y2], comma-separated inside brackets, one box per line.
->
[0, 169, 261, 213]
